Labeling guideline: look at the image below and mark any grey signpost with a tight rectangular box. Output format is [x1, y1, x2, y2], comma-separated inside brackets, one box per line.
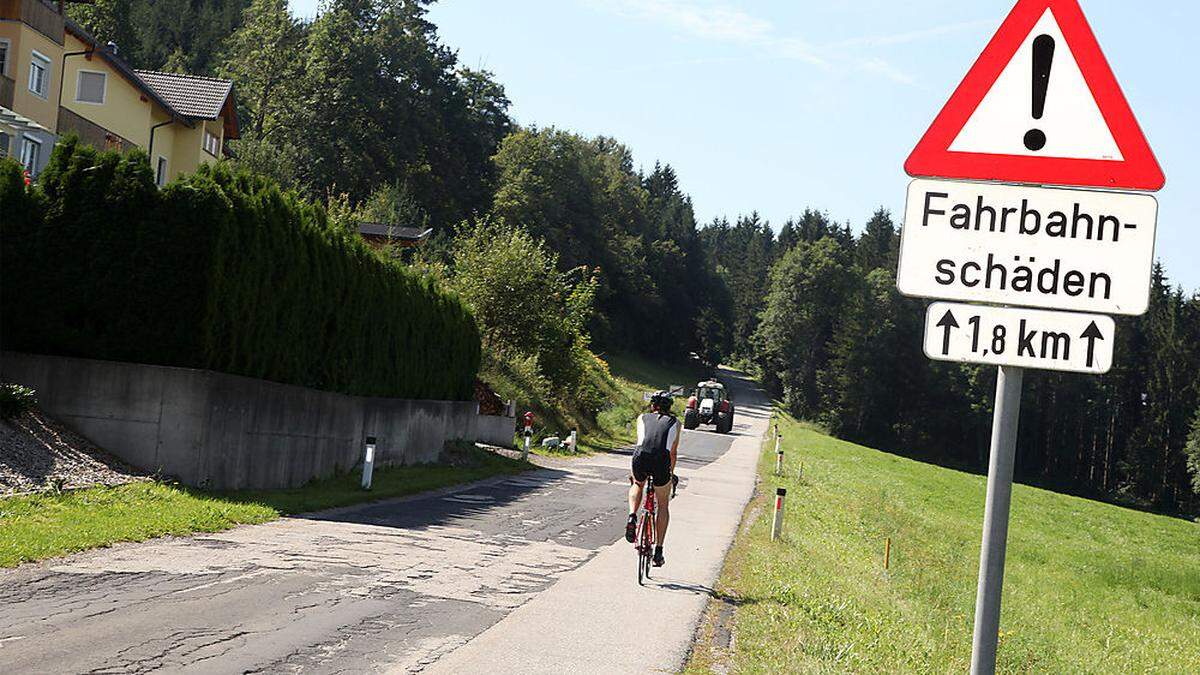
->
[897, 0, 1165, 672]
[970, 365, 1022, 673]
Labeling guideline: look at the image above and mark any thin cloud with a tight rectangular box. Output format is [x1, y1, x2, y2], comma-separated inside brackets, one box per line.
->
[593, 0, 772, 42]
[583, 1, 988, 86]
[858, 57, 916, 86]
[587, 0, 825, 66]
[824, 19, 994, 50]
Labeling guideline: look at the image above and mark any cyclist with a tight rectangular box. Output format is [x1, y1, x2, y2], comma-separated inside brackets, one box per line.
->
[624, 391, 679, 567]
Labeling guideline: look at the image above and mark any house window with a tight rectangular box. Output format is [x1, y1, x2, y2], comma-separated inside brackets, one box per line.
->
[0, 40, 10, 77]
[155, 156, 168, 187]
[28, 51, 50, 98]
[0, 132, 9, 158]
[20, 136, 41, 175]
[76, 71, 106, 104]
[203, 130, 220, 156]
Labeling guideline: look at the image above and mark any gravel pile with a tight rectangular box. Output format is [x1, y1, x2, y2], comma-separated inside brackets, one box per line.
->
[0, 409, 147, 497]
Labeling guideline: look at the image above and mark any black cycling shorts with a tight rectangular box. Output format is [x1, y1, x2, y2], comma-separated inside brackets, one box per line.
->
[631, 450, 672, 487]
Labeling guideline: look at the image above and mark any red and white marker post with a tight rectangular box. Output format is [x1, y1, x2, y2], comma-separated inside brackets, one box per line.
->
[522, 411, 534, 461]
[770, 487, 786, 541]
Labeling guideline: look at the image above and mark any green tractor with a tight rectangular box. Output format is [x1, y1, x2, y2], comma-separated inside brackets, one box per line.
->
[682, 380, 734, 433]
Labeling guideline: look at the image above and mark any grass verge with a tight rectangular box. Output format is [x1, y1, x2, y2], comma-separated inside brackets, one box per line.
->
[687, 411, 1200, 673]
[0, 445, 529, 568]
[576, 352, 706, 454]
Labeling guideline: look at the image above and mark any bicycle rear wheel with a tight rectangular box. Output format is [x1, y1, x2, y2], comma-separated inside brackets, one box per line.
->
[642, 510, 654, 581]
[636, 511, 649, 585]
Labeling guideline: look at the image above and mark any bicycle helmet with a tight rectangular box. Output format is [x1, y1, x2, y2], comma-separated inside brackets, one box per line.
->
[649, 390, 673, 412]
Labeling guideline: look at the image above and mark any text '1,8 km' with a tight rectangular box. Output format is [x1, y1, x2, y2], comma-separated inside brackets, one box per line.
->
[924, 302, 1114, 374]
[898, 178, 1157, 315]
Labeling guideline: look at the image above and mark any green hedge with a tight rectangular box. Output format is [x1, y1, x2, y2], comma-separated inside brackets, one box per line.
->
[0, 140, 479, 400]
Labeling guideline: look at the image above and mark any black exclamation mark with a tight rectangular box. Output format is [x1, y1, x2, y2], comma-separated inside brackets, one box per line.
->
[1023, 34, 1055, 151]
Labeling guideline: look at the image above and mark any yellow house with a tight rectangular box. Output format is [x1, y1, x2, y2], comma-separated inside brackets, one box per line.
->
[0, 0, 64, 173]
[0, 1, 238, 182]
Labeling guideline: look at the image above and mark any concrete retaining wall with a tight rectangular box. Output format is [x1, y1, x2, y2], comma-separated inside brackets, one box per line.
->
[1, 352, 516, 490]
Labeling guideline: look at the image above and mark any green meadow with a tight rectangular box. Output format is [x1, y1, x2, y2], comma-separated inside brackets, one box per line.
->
[689, 413, 1200, 673]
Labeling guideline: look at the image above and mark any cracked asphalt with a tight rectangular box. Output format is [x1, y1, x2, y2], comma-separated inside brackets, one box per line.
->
[0, 417, 739, 673]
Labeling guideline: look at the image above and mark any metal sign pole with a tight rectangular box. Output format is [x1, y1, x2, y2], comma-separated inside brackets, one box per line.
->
[970, 365, 1024, 675]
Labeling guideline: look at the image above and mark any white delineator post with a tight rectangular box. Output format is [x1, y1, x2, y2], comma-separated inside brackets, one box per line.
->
[522, 435, 531, 462]
[570, 429, 578, 453]
[770, 487, 786, 541]
[970, 365, 1024, 675]
[361, 435, 377, 490]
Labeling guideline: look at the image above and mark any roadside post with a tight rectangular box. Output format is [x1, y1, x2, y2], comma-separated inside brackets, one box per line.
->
[774, 436, 784, 476]
[898, 1, 1163, 672]
[770, 487, 786, 541]
[522, 411, 534, 462]
[361, 435, 376, 490]
[773, 423, 783, 475]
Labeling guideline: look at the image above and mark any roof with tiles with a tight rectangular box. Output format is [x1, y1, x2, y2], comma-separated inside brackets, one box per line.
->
[133, 71, 233, 121]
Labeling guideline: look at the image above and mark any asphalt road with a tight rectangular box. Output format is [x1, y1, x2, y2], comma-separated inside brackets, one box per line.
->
[0, 378, 761, 674]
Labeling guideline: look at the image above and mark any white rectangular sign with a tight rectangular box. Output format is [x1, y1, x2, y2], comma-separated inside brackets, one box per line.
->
[923, 302, 1115, 374]
[899, 178, 1157, 315]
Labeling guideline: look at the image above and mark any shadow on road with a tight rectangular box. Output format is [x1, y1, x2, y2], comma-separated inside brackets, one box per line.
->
[291, 465, 579, 533]
[651, 581, 761, 609]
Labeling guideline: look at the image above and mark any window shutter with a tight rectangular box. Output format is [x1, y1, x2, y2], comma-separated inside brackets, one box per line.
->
[77, 72, 106, 103]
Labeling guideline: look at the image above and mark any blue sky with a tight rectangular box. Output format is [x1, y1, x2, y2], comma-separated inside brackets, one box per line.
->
[289, 0, 1198, 291]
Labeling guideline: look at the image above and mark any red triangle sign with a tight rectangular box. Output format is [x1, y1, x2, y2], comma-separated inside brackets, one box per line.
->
[905, 0, 1164, 191]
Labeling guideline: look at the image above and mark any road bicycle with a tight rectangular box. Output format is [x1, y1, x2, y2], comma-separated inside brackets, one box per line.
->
[635, 474, 678, 586]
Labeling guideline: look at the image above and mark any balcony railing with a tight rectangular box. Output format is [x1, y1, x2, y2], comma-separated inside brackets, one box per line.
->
[0, 0, 65, 44]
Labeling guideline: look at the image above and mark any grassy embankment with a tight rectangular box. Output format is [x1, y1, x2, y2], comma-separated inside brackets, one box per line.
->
[494, 351, 702, 457]
[576, 353, 704, 455]
[688, 412, 1200, 673]
[0, 445, 528, 568]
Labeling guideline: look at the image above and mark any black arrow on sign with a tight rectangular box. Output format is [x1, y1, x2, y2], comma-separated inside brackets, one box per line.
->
[1081, 321, 1105, 368]
[936, 309, 959, 356]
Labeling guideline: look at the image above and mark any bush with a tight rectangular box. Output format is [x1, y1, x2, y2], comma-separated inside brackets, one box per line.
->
[0, 383, 37, 419]
[0, 144, 479, 400]
[448, 221, 607, 428]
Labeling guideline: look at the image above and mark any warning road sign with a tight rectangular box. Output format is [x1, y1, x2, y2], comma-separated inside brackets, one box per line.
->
[904, 0, 1163, 191]
[923, 302, 1114, 374]
[898, 178, 1157, 315]
[898, 2, 1165, 672]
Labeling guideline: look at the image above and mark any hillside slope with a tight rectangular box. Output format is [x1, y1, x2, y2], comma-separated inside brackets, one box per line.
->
[689, 414, 1200, 673]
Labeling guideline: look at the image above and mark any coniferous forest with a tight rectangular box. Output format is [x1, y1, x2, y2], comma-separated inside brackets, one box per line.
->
[62, 0, 1200, 514]
[711, 210, 1200, 515]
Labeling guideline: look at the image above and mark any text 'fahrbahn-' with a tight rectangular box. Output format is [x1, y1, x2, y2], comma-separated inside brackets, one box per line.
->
[899, 179, 1158, 315]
